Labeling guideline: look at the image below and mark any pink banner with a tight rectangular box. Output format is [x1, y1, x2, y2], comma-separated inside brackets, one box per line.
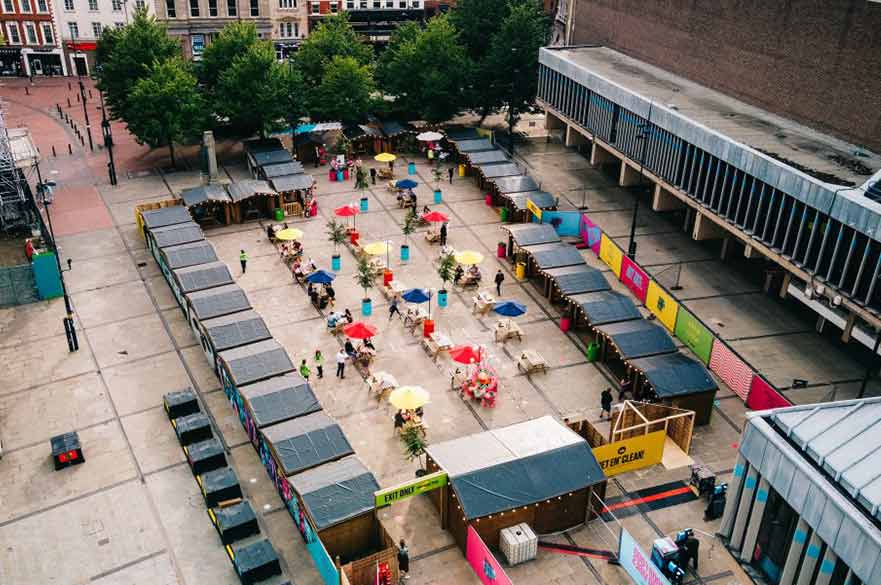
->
[580, 215, 602, 255]
[746, 376, 792, 410]
[620, 256, 649, 303]
[466, 526, 513, 585]
[708, 340, 753, 401]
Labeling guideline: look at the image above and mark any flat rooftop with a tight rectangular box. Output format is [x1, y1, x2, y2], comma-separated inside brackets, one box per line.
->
[546, 46, 880, 188]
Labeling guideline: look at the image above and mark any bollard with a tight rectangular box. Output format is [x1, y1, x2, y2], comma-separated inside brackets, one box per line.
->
[56, 104, 61, 116]
[67, 97, 71, 107]
[75, 93, 80, 103]
[52, 145, 56, 157]
[68, 143, 73, 154]
[25, 87, 29, 95]
[79, 135, 84, 145]
[88, 90, 92, 99]
[68, 82, 71, 91]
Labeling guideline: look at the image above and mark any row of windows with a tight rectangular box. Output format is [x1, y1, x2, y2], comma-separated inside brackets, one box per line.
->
[168, 0, 258, 17]
[65, 20, 123, 38]
[61, 0, 141, 11]
[4, 20, 53, 44]
[309, 0, 419, 12]
[1, 0, 49, 13]
[277, 20, 297, 37]
[538, 63, 881, 312]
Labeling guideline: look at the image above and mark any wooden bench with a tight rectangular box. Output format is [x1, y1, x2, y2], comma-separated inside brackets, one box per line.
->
[517, 350, 548, 375]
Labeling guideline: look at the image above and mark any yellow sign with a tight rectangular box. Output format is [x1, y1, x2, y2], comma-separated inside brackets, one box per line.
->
[599, 234, 624, 278]
[592, 431, 666, 477]
[375, 471, 448, 508]
[526, 198, 543, 221]
[646, 281, 679, 332]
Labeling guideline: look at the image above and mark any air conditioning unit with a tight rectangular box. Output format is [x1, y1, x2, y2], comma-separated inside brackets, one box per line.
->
[500, 523, 537, 565]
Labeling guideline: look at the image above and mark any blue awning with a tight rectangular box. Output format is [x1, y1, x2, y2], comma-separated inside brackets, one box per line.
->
[570, 290, 641, 325]
[595, 319, 677, 359]
[630, 352, 717, 398]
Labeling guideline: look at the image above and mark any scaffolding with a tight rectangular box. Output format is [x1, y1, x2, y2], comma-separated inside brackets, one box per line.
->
[0, 99, 39, 232]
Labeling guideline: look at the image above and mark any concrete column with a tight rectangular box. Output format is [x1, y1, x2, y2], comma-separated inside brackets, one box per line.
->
[652, 184, 684, 212]
[795, 531, 824, 585]
[720, 453, 748, 538]
[692, 212, 727, 241]
[565, 125, 589, 148]
[779, 518, 811, 585]
[814, 547, 838, 585]
[739, 477, 770, 561]
[619, 162, 642, 187]
[816, 316, 827, 334]
[843, 569, 858, 585]
[842, 312, 857, 343]
[720, 237, 731, 261]
[780, 272, 792, 299]
[546, 110, 565, 132]
[729, 465, 760, 551]
[744, 244, 756, 259]
[683, 207, 694, 232]
[590, 141, 616, 167]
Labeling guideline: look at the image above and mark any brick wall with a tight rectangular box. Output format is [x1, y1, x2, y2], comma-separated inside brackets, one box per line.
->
[570, 0, 881, 152]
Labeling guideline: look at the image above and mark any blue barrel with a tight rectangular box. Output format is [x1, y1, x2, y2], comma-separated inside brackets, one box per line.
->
[434, 190, 442, 204]
[361, 298, 372, 316]
[331, 254, 341, 271]
[400, 245, 410, 262]
[336, 170, 344, 182]
[438, 290, 448, 308]
[408, 162, 416, 175]
[360, 197, 369, 212]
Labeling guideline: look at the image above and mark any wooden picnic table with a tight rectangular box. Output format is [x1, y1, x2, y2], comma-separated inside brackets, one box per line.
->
[517, 349, 548, 374]
[472, 291, 496, 315]
[423, 331, 454, 360]
[494, 318, 523, 343]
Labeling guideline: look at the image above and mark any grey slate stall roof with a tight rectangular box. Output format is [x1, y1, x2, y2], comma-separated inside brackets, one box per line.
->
[201, 309, 271, 352]
[477, 163, 521, 179]
[630, 352, 717, 397]
[142, 205, 192, 229]
[545, 265, 610, 295]
[456, 139, 497, 153]
[595, 319, 677, 359]
[152, 222, 205, 249]
[466, 150, 510, 165]
[218, 339, 294, 386]
[507, 191, 557, 211]
[503, 223, 560, 247]
[289, 455, 380, 531]
[227, 180, 276, 203]
[261, 411, 353, 476]
[252, 149, 293, 166]
[270, 174, 314, 193]
[741, 400, 881, 585]
[173, 261, 234, 294]
[260, 161, 305, 178]
[180, 184, 231, 207]
[243, 138, 283, 154]
[186, 284, 251, 321]
[161, 241, 218, 270]
[522, 242, 586, 269]
[445, 127, 481, 141]
[240, 373, 321, 429]
[570, 290, 641, 325]
[492, 175, 539, 194]
[379, 120, 413, 137]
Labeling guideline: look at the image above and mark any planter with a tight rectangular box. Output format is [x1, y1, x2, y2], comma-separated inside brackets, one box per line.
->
[329, 169, 336, 181]
[500, 207, 509, 222]
[336, 170, 344, 182]
[361, 297, 372, 316]
[437, 289, 448, 308]
[359, 197, 369, 212]
[422, 318, 435, 338]
[331, 254, 341, 272]
[400, 244, 410, 262]
[383, 269, 393, 286]
[408, 162, 416, 175]
[349, 229, 360, 245]
[560, 316, 571, 332]
[485, 193, 493, 206]
[433, 189, 442, 204]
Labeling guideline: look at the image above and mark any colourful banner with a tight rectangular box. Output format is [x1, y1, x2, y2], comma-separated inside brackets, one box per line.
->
[375, 471, 448, 508]
[526, 198, 543, 221]
[580, 215, 602, 255]
[599, 234, 624, 277]
[747, 375, 792, 410]
[708, 340, 753, 401]
[620, 256, 649, 303]
[618, 528, 672, 585]
[466, 526, 513, 585]
[646, 281, 679, 332]
[591, 430, 665, 477]
[674, 308, 714, 364]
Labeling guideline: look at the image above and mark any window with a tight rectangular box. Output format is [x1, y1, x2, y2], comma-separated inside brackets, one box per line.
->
[385, 0, 392, 7]
[6, 23, 20, 44]
[278, 21, 292, 37]
[398, 0, 404, 7]
[111, 0, 122, 10]
[278, 0, 295, 8]
[135, 0, 145, 9]
[309, 1, 317, 12]
[346, 0, 352, 8]
[359, 0, 366, 7]
[24, 22, 37, 44]
[249, 0, 257, 15]
[189, 0, 198, 16]
[329, 1, 336, 11]
[20, 0, 31, 12]
[372, 0, 379, 7]
[165, 0, 176, 16]
[226, 0, 235, 15]
[88, 0, 97, 9]
[67, 22, 78, 39]
[36, 0, 48, 12]
[41, 22, 53, 43]
[63, 0, 74, 9]
[114, 21, 123, 26]
[91, 22, 101, 37]
[410, 0, 418, 6]
[208, 0, 216, 15]
[1, 0, 13, 13]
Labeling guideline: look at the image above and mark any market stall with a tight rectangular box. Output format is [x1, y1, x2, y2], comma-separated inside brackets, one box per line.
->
[543, 264, 610, 302]
[158, 240, 218, 283]
[501, 223, 560, 260]
[609, 400, 695, 457]
[184, 283, 251, 335]
[259, 411, 354, 483]
[505, 190, 557, 223]
[269, 174, 316, 218]
[243, 138, 286, 176]
[146, 221, 204, 264]
[139, 204, 192, 239]
[628, 353, 718, 425]
[170, 261, 234, 308]
[376, 119, 415, 153]
[594, 319, 677, 378]
[489, 175, 540, 207]
[226, 179, 279, 223]
[217, 339, 296, 409]
[463, 149, 509, 168]
[424, 416, 606, 551]
[180, 184, 233, 227]
[476, 162, 521, 180]
[343, 124, 383, 156]
[258, 160, 305, 182]
[443, 126, 481, 142]
[566, 290, 642, 328]
[238, 373, 321, 449]
[454, 138, 496, 154]
[520, 242, 587, 283]
[197, 309, 272, 373]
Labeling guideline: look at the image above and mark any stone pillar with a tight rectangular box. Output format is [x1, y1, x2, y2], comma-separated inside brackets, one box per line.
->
[692, 212, 726, 241]
[729, 465, 759, 551]
[739, 477, 770, 561]
[652, 184, 683, 212]
[565, 126, 589, 148]
[795, 532, 824, 585]
[720, 453, 747, 538]
[814, 547, 838, 585]
[590, 141, 616, 167]
[202, 130, 219, 183]
[780, 272, 792, 299]
[779, 518, 810, 585]
[619, 162, 642, 187]
[841, 312, 857, 343]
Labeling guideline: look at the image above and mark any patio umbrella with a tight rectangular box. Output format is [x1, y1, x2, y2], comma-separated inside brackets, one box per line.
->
[363, 240, 392, 267]
[375, 152, 397, 163]
[449, 344, 482, 365]
[334, 203, 360, 229]
[396, 179, 418, 189]
[371, 371, 398, 388]
[454, 250, 484, 265]
[306, 269, 336, 284]
[494, 300, 527, 317]
[422, 211, 449, 223]
[275, 228, 303, 241]
[389, 386, 430, 410]
[402, 288, 431, 304]
[343, 321, 378, 339]
[417, 131, 443, 142]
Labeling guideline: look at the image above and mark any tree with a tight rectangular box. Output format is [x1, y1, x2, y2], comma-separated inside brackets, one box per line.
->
[126, 57, 206, 168]
[355, 255, 375, 301]
[309, 56, 375, 125]
[401, 207, 417, 248]
[199, 21, 259, 94]
[375, 21, 421, 89]
[281, 65, 307, 139]
[296, 14, 373, 88]
[437, 251, 456, 293]
[95, 9, 180, 121]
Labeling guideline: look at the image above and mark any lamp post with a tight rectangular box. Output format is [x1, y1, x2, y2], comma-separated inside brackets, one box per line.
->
[78, 80, 94, 151]
[99, 90, 117, 185]
[627, 100, 654, 259]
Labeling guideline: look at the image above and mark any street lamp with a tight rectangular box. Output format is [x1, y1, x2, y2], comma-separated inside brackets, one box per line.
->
[99, 90, 117, 185]
[627, 100, 654, 259]
[78, 80, 94, 151]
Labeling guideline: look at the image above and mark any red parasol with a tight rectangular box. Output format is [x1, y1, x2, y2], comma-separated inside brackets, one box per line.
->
[421, 211, 449, 223]
[334, 204, 359, 217]
[343, 321, 378, 339]
[449, 344, 482, 364]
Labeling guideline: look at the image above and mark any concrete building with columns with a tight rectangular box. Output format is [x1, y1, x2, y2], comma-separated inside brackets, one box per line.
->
[536, 44, 881, 365]
[719, 398, 881, 585]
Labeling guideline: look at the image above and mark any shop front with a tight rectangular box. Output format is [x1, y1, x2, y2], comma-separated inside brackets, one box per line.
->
[64, 41, 96, 77]
[0, 47, 23, 76]
[23, 48, 66, 77]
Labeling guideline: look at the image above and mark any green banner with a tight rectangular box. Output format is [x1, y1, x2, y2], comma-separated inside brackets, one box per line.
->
[674, 308, 714, 364]
[375, 471, 448, 508]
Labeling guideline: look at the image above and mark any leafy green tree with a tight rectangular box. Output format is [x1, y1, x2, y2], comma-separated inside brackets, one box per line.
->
[95, 9, 180, 121]
[281, 64, 307, 138]
[296, 14, 373, 88]
[309, 55, 376, 125]
[448, 0, 510, 62]
[126, 57, 206, 168]
[375, 21, 421, 88]
[199, 22, 259, 94]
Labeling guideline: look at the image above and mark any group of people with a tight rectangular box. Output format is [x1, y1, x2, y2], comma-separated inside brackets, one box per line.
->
[393, 407, 425, 435]
[307, 280, 334, 309]
[600, 377, 653, 419]
[454, 263, 482, 286]
[291, 256, 318, 281]
[397, 189, 418, 209]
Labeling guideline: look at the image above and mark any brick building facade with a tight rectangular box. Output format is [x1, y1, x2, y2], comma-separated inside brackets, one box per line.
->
[568, 0, 881, 152]
[0, 0, 66, 76]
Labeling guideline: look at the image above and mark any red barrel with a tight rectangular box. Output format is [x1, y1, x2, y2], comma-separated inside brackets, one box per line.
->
[350, 230, 360, 245]
[497, 242, 506, 258]
[329, 169, 336, 181]
[423, 319, 435, 338]
[343, 168, 350, 180]
[383, 269, 393, 286]
[485, 193, 493, 206]
[560, 317, 571, 332]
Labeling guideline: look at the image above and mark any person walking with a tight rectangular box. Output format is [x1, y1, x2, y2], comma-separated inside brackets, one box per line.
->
[439, 222, 448, 246]
[314, 349, 324, 379]
[448, 166, 454, 184]
[494, 269, 505, 296]
[336, 348, 347, 379]
[299, 359, 311, 381]
[369, 167, 377, 185]
[600, 388, 613, 420]
[618, 377, 631, 401]
[239, 249, 248, 274]
[389, 296, 401, 321]
[398, 540, 410, 580]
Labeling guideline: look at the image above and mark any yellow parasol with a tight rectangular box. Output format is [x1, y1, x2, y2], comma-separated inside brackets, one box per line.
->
[454, 250, 484, 265]
[389, 386, 430, 410]
[275, 228, 304, 241]
[363, 241, 390, 256]
[374, 152, 396, 163]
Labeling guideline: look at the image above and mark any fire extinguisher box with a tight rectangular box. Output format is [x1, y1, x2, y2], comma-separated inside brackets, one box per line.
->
[173, 412, 213, 446]
[163, 388, 199, 420]
[197, 466, 243, 508]
[51, 431, 84, 471]
[208, 500, 260, 545]
[185, 438, 227, 476]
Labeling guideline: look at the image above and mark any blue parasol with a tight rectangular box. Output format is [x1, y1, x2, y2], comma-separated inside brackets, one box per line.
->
[402, 288, 431, 303]
[396, 179, 418, 189]
[493, 300, 527, 317]
[306, 269, 336, 284]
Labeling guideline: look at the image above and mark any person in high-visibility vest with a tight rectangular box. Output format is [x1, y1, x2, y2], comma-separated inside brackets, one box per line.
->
[239, 249, 248, 274]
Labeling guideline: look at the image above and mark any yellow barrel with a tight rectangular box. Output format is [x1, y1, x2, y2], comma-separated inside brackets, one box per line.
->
[458, 164, 465, 177]
[515, 262, 526, 280]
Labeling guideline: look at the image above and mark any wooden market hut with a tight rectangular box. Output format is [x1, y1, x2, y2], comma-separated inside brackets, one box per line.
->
[146, 221, 205, 266]
[462, 148, 510, 170]
[251, 149, 294, 175]
[501, 223, 560, 260]
[170, 261, 234, 308]
[158, 240, 218, 283]
[627, 353, 718, 425]
[505, 190, 558, 223]
[375, 119, 415, 153]
[197, 309, 272, 373]
[226, 180, 279, 223]
[217, 339, 296, 406]
[565, 290, 642, 329]
[443, 126, 481, 143]
[343, 124, 383, 156]
[258, 160, 304, 183]
[269, 173, 316, 218]
[609, 401, 696, 457]
[259, 411, 354, 480]
[593, 319, 677, 379]
[139, 204, 192, 239]
[184, 283, 251, 335]
[424, 416, 606, 552]
[519, 242, 586, 283]
[180, 184, 234, 227]
[543, 264, 610, 303]
[237, 373, 321, 449]
[488, 174, 539, 206]
[243, 138, 286, 176]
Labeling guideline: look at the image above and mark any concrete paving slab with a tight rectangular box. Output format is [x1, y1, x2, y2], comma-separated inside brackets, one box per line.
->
[121, 407, 186, 475]
[782, 380, 881, 404]
[377, 493, 454, 558]
[131, 245, 163, 279]
[108, 195, 169, 227]
[87, 313, 174, 369]
[581, 208, 675, 239]
[210, 226, 277, 265]
[0, 333, 96, 395]
[160, 170, 203, 194]
[119, 223, 147, 251]
[144, 274, 178, 310]
[98, 175, 169, 204]
[102, 350, 190, 415]
[532, 363, 610, 419]
[248, 285, 321, 329]
[0, 298, 70, 348]
[612, 231, 714, 268]
[73, 280, 155, 328]
[66, 252, 139, 293]
[260, 507, 324, 585]
[683, 293, 808, 340]
[202, 390, 248, 447]
[228, 443, 282, 514]
[161, 307, 198, 348]
[90, 552, 179, 585]
[409, 546, 481, 585]
[646, 259, 760, 301]
[180, 345, 221, 393]
[57, 227, 127, 260]
[236, 253, 292, 293]
[476, 375, 555, 429]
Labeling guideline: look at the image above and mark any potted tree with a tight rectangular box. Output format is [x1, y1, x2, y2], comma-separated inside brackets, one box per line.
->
[355, 255, 375, 316]
[400, 207, 417, 262]
[436, 251, 456, 309]
[400, 425, 429, 477]
[432, 158, 444, 204]
[355, 160, 370, 212]
[326, 218, 347, 271]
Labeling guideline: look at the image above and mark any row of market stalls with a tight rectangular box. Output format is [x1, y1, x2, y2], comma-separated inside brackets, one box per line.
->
[292, 120, 418, 163]
[444, 127, 558, 222]
[139, 204, 400, 585]
[243, 138, 317, 219]
[502, 222, 719, 425]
